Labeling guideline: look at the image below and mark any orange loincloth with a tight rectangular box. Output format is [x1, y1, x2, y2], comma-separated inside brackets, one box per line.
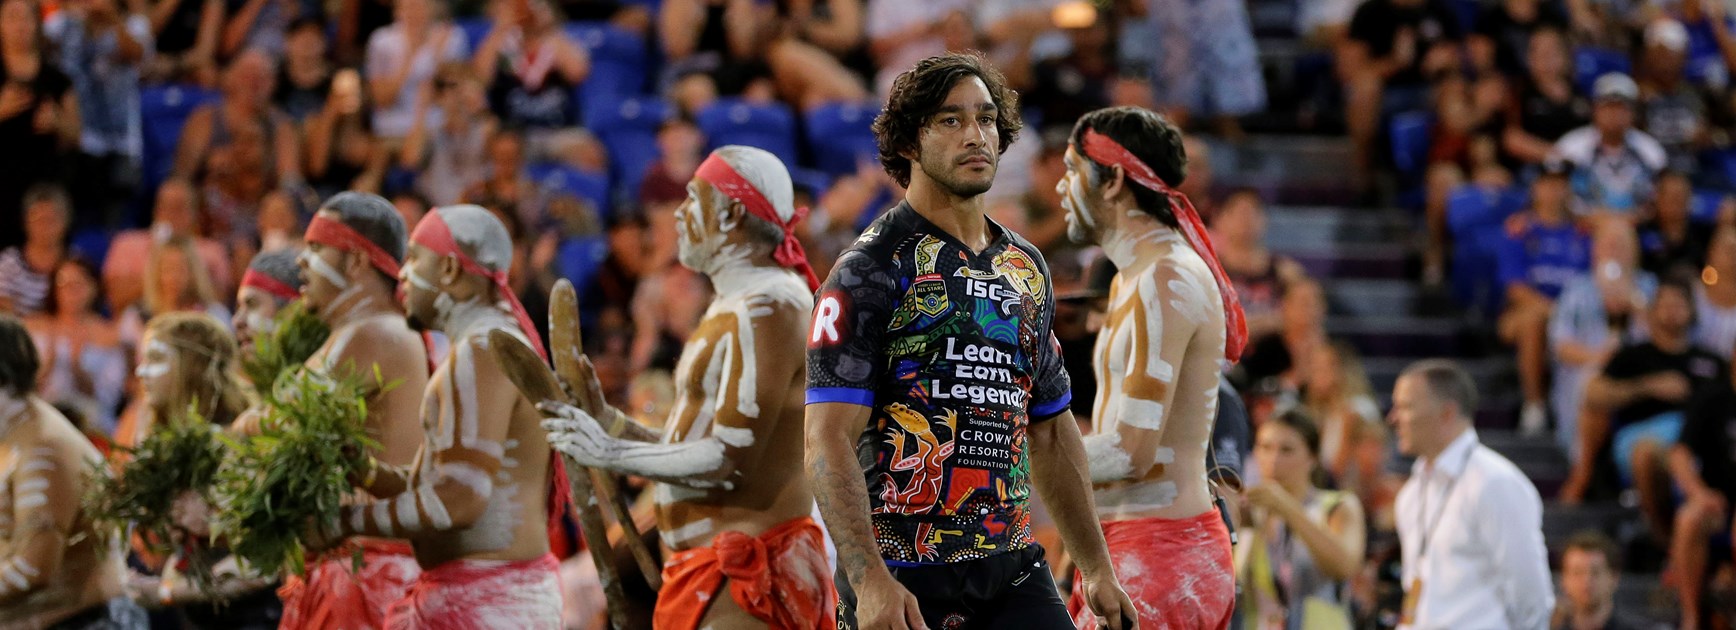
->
[278, 538, 421, 630]
[384, 553, 563, 630]
[1068, 510, 1234, 630]
[654, 516, 836, 630]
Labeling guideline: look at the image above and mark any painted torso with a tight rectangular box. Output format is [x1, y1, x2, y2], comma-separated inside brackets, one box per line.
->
[654, 269, 815, 552]
[306, 312, 428, 470]
[1089, 231, 1225, 521]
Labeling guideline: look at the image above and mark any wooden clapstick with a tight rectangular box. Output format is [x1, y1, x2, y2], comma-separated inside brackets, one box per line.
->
[486, 330, 632, 630]
[548, 280, 665, 590]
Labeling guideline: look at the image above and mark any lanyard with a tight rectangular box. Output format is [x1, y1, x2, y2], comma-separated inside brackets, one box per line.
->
[1415, 469, 1461, 564]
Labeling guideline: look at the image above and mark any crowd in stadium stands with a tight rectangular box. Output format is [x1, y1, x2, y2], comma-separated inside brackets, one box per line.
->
[0, 0, 1733, 626]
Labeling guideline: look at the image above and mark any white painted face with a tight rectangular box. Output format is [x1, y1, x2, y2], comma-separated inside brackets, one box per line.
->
[135, 334, 175, 405]
[232, 286, 283, 356]
[398, 244, 447, 333]
[1058, 146, 1101, 245]
[674, 180, 741, 275]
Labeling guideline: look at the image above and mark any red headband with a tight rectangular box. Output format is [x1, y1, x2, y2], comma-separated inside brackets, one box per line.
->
[304, 214, 403, 280]
[241, 269, 300, 302]
[409, 212, 548, 362]
[695, 154, 820, 291]
[1080, 128, 1248, 362]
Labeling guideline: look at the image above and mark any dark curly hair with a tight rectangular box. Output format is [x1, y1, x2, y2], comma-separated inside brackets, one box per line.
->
[0, 315, 39, 397]
[872, 52, 1023, 188]
[1070, 106, 1189, 228]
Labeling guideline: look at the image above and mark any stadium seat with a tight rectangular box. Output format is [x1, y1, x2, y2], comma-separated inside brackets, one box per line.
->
[527, 162, 612, 221]
[456, 17, 493, 51]
[555, 236, 609, 299]
[1388, 111, 1432, 176]
[788, 167, 832, 201]
[804, 101, 881, 177]
[698, 98, 799, 167]
[568, 22, 650, 109]
[139, 84, 220, 193]
[1693, 189, 1730, 224]
[584, 96, 672, 203]
[1574, 47, 1631, 95]
[70, 228, 113, 269]
[1447, 184, 1526, 318]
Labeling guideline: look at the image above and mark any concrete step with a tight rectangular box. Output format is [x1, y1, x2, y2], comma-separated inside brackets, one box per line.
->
[1483, 429, 1571, 487]
[1324, 279, 1421, 318]
[1326, 315, 1481, 358]
[1288, 247, 1412, 280]
[1265, 206, 1412, 247]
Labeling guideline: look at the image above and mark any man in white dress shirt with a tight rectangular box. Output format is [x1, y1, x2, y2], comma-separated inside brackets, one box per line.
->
[1389, 359, 1554, 630]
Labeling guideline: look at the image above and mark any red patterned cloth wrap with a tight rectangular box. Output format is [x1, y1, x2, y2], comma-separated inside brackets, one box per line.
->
[1068, 510, 1234, 630]
[277, 538, 421, 630]
[384, 553, 562, 630]
[654, 516, 837, 630]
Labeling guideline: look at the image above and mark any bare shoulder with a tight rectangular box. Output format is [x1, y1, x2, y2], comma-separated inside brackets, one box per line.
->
[24, 401, 100, 470]
[342, 317, 428, 369]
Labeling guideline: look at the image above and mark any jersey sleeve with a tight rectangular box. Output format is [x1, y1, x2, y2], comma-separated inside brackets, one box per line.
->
[1029, 264, 1072, 421]
[806, 249, 898, 407]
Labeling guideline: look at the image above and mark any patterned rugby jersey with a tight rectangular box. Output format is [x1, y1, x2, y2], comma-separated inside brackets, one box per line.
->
[807, 201, 1071, 565]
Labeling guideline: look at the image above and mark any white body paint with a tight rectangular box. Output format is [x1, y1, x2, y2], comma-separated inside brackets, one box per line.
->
[299, 249, 352, 291]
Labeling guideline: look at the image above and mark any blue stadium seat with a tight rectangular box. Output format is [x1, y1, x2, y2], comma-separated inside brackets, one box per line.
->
[788, 167, 831, 200]
[698, 98, 799, 167]
[1388, 111, 1432, 176]
[804, 101, 881, 177]
[139, 84, 220, 193]
[1692, 189, 1730, 224]
[568, 22, 649, 109]
[584, 96, 672, 202]
[1574, 47, 1631, 95]
[70, 228, 113, 268]
[1449, 0, 1480, 31]
[456, 17, 493, 51]
[1446, 184, 1527, 317]
[555, 236, 609, 298]
[527, 162, 612, 221]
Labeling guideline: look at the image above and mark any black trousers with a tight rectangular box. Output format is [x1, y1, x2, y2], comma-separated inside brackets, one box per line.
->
[836, 545, 1073, 630]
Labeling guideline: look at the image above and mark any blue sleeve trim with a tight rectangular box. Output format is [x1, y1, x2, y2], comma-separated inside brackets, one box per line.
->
[1031, 392, 1073, 420]
[807, 387, 876, 407]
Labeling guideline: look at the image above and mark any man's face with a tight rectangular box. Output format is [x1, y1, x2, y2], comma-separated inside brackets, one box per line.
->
[154, 182, 195, 233]
[1593, 100, 1634, 135]
[673, 179, 733, 272]
[1560, 548, 1617, 611]
[232, 286, 281, 356]
[398, 245, 445, 332]
[1058, 147, 1105, 245]
[1388, 374, 1441, 457]
[1650, 286, 1693, 337]
[24, 200, 66, 244]
[297, 241, 355, 316]
[1215, 194, 1266, 245]
[1655, 175, 1691, 223]
[913, 77, 999, 199]
[1532, 174, 1569, 213]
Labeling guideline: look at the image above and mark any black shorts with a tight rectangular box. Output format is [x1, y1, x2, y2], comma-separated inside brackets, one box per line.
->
[836, 545, 1073, 630]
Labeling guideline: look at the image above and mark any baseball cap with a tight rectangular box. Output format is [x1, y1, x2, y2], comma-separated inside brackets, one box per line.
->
[1593, 73, 1639, 103]
[1645, 18, 1689, 53]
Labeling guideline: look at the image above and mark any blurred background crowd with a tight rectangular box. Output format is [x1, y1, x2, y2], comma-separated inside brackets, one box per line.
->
[0, 0, 1733, 626]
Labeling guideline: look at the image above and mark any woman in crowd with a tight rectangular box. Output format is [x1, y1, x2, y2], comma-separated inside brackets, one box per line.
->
[1300, 340, 1398, 526]
[471, 0, 588, 153]
[118, 235, 230, 351]
[1694, 224, 1736, 359]
[1213, 188, 1305, 341]
[1239, 409, 1368, 630]
[364, 0, 466, 140]
[0, 185, 72, 316]
[0, 0, 77, 245]
[26, 257, 126, 435]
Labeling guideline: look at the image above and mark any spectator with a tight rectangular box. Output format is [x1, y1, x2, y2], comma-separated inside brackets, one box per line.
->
[172, 49, 299, 198]
[1235, 279, 1328, 415]
[861, 0, 970, 98]
[219, 0, 309, 59]
[986, 125, 1068, 253]
[271, 16, 332, 123]
[463, 128, 542, 231]
[662, 0, 866, 110]
[1553, 531, 1649, 630]
[1639, 170, 1712, 275]
[1501, 27, 1590, 168]
[1583, 273, 1728, 540]
[146, 0, 221, 83]
[1298, 0, 1357, 47]
[471, 0, 588, 152]
[1636, 19, 1715, 176]
[363, 0, 466, 140]
[1025, 10, 1115, 130]
[1669, 375, 1736, 630]
[1498, 159, 1591, 435]
[1215, 188, 1307, 341]
[404, 62, 495, 206]
[1341, 0, 1464, 184]
[390, 189, 428, 229]
[1301, 340, 1399, 525]
[627, 202, 709, 373]
[0, 185, 72, 317]
[25, 257, 126, 434]
[118, 234, 231, 350]
[1694, 224, 1736, 357]
[1551, 221, 1653, 468]
[1239, 408, 1366, 630]
[46, 0, 151, 229]
[0, 0, 79, 250]
[1127, 0, 1266, 136]
[1676, 0, 1736, 93]
[101, 178, 233, 312]
[1388, 359, 1553, 629]
[1470, 0, 1568, 78]
[1553, 73, 1669, 219]
[304, 67, 383, 197]
[198, 110, 280, 247]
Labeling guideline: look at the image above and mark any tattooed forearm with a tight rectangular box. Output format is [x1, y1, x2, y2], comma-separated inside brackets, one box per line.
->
[808, 432, 881, 587]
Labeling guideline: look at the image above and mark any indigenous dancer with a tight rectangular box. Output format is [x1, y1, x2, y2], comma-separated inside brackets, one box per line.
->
[0, 315, 142, 629]
[1056, 106, 1244, 630]
[539, 145, 834, 629]
[326, 204, 564, 629]
[232, 249, 306, 357]
[805, 53, 1135, 630]
[282, 192, 429, 630]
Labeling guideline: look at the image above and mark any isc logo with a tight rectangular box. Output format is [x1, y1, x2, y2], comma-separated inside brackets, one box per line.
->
[964, 279, 1008, 300]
